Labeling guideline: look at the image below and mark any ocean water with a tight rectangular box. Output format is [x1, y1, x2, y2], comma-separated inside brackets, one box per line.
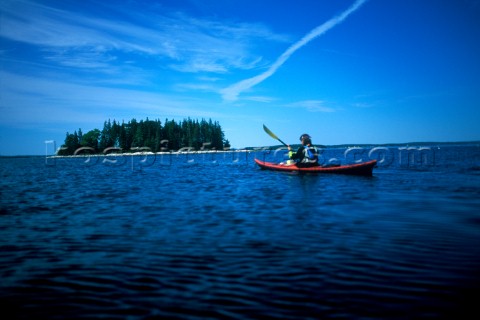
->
[1, 145, 480, 319]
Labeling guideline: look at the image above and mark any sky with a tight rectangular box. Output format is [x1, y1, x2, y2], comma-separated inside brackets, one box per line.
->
[1, 0, 480, 155]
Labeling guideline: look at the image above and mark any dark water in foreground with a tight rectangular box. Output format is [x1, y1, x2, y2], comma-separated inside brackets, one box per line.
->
[1, 145, 480, 319]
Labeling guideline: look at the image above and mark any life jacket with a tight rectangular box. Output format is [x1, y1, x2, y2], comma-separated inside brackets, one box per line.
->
[301, 146, 318, 164]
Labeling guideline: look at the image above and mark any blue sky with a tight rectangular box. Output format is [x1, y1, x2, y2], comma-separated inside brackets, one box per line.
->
[1, 0, 479, 155]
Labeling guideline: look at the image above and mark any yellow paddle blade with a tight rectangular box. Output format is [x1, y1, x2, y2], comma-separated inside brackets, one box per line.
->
[263, 124, 287, 146]
[263, 124, 279, 140]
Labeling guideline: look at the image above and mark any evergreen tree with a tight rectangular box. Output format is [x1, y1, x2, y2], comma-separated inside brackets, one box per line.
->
[118, 121, 128, 150]
[99, 119, 114, 150]
[111, 120, 120, 147]
[78, 128, 83, 145]
[59, 131, 80, 155]
[224, 139, 231, 149]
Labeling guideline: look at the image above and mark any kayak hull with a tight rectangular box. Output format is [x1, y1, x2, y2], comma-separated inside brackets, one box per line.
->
[254, 159, 377, 176]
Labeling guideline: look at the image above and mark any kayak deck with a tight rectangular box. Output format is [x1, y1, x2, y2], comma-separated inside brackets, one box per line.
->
[254, 159, 377, 176]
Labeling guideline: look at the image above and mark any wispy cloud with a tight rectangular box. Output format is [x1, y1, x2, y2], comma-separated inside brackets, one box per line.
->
[0, 0, 288, 74]
[0, 71, 222, 126]
[286, 100, 336, 113]
[220, 0, 368, 101]
[245, 96, 277, 103]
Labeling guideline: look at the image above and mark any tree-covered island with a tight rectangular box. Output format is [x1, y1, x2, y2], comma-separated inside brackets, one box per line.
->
[59, 118, 230, 156]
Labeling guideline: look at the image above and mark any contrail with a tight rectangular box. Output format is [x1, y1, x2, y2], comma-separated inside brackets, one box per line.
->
[220, 0, 368, 101]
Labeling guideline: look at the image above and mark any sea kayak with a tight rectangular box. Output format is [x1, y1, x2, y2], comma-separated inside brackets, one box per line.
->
[254, 159, 377, 176]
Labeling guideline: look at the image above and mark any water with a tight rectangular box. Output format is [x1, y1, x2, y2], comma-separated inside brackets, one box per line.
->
[1, 145, 480, 319]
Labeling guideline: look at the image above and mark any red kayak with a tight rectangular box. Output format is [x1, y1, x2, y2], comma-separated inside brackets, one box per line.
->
[254, 159, 377, 176]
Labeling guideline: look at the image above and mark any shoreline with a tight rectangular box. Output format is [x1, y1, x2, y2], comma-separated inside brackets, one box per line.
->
[47, 149, 252, 159]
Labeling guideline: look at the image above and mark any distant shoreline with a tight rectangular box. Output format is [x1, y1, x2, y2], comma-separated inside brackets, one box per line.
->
[248, 140, 480, 150]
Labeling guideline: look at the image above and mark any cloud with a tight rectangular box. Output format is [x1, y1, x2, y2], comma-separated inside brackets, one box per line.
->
[220, 0, 368, 101]
[245, 96, 277, 103]
[0, 0, 288, 74]
[0, 71, 222, 126]
[287, 100, 336, 113]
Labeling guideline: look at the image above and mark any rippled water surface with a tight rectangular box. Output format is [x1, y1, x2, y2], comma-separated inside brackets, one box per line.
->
[1, 145, 480, 319]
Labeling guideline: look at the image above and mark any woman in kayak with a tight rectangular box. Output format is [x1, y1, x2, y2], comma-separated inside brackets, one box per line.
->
[287, 134, 319, 167]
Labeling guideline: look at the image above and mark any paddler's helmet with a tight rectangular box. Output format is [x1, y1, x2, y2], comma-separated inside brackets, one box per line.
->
[299, 134, 312, 145]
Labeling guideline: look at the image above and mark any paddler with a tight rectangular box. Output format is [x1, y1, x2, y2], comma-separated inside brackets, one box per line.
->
[287, 134, 319, 167]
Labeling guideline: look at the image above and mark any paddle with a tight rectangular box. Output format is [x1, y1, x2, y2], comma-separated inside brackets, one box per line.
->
[263, 124, 288, 147]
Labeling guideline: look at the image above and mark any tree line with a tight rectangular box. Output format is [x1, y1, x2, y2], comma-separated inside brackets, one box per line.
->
[59, 118, 230, 155]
